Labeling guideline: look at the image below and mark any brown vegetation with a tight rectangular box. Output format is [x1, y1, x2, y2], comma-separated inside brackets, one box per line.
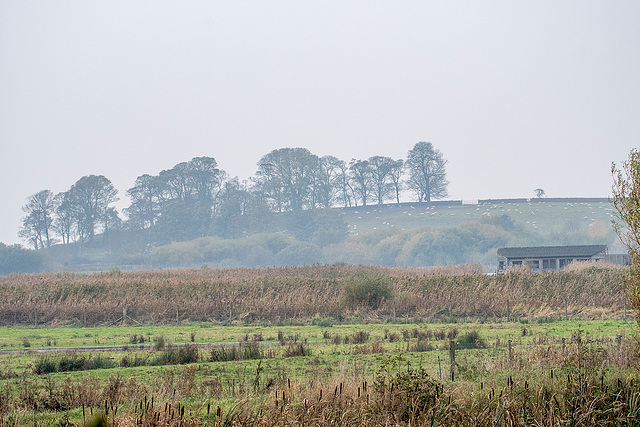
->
[0, 263, 626, 326]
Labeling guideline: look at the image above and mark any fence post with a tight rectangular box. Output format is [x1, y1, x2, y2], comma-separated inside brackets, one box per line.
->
[616, 335, 622, 355]
[507, 340, 512, 362]
[506, 299, 510, 321]
[393, 301, 396, 323]
[624, 298, 627, 322]
[449, 339, 456, 381]
[83, 306, 87, 327]
[176, 305, 179, 324]
[122, 307, 127, 327]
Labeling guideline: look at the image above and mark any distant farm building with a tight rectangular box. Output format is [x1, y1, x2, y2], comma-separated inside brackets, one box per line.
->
[497, 245, 611, 272]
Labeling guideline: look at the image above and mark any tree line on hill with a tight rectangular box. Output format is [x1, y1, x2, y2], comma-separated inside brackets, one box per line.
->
[18, 142, 448, 250]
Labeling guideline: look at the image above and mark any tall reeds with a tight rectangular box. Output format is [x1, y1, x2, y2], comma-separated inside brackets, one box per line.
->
[0, 263, 627, 326]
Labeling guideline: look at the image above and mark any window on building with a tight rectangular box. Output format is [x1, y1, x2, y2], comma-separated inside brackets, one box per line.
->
[559, 259, 572, 268]
[499, 261, 505, 270]
[511, 260, 522, 266]
[543, 259, 557, 270]
[525, 260, 540, 269]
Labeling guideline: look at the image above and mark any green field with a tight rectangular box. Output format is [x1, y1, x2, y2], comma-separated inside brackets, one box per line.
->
[0, 319, 633, 352]
[0, 318, 637, 425]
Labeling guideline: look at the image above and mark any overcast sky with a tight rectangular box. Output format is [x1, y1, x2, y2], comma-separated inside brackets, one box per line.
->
[1, 1, 639, 246]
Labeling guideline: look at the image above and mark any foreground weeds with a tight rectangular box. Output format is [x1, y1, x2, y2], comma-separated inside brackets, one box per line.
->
[0, 327, 638, 426]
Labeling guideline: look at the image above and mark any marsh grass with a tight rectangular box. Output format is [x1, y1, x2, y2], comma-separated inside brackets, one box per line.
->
[0, 264, 628, 327]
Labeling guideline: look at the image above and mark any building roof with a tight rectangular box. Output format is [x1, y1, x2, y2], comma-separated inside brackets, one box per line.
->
[497, 245, 607, 259]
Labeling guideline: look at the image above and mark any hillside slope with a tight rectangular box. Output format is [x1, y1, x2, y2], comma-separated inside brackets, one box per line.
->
[38, 198, 622, 273]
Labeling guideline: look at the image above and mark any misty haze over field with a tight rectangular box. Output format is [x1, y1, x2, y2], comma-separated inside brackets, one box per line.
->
[1, 2, 639, 273]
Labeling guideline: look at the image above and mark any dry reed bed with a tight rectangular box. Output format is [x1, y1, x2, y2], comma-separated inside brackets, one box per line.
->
[0, 263, 627, 326]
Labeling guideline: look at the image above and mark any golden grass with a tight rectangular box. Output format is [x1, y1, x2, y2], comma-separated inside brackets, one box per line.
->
[0, 263, 628, 326]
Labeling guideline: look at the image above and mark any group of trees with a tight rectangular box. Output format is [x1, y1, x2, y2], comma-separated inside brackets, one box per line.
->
[18, 142, 448, 249]
[19, 175, 119, 249]
[254, 141, 447, 211]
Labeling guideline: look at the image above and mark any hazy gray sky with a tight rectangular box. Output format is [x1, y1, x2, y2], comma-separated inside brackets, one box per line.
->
[1, 1, 639, 245]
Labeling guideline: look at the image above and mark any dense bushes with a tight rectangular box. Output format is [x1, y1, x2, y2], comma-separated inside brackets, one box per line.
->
[343, 274, 393, 309]
[34, 354, 116, 374]
[148, 233, 326, 268]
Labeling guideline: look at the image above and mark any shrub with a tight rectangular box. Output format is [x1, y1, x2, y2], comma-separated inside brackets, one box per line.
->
[209, 342, 263, 362]
[410, 340, 434, 352]
[240, 342, 263, 360]
[275, 242, 325, 266]
[120, 354, 149, 368]
[84, 355, 117, 370]
[154, 335, 166, 351]
[283, 343, 312, 357]
[412, 328, 431, 340]
[209, 345, 238, 362]
[371, 341, 386, 354]
[152, 344, 200, 365]
[343, 273, 393, 309]
[33, 354, 116, 374]
[351, 330, 370, 344]
[129, 334, 145, 344]
[311, 317, 334, 327]
[33, 357, 58, 375]
[374, 355, 444, 423]
[56, 354, 87, 372]
[457, 330, 486, 349]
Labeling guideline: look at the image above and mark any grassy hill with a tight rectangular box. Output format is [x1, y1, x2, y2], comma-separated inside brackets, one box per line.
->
[38, 197, 623, 273]
[340, 198, 616, 239]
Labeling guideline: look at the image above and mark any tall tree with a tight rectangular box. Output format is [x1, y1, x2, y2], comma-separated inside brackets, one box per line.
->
[406, 141, 449, 203]
[213, 178, 273, 238]
[66, 175, 119, 243]
[52, 191, 76, 244]
[349, 159, 374, 207]
[612, 148, 640, 338]
[184, 156, 222, 205]
[368, 156, 396, 205]
[314, 155, 344, 208]
[125, 157, 224, 240]
[256, 148, 319, 211]
[388, 159, 404, 204]
[125, 174, 163, 229]
[19, 190, 56, 249]
[334, 159, 354, 207]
